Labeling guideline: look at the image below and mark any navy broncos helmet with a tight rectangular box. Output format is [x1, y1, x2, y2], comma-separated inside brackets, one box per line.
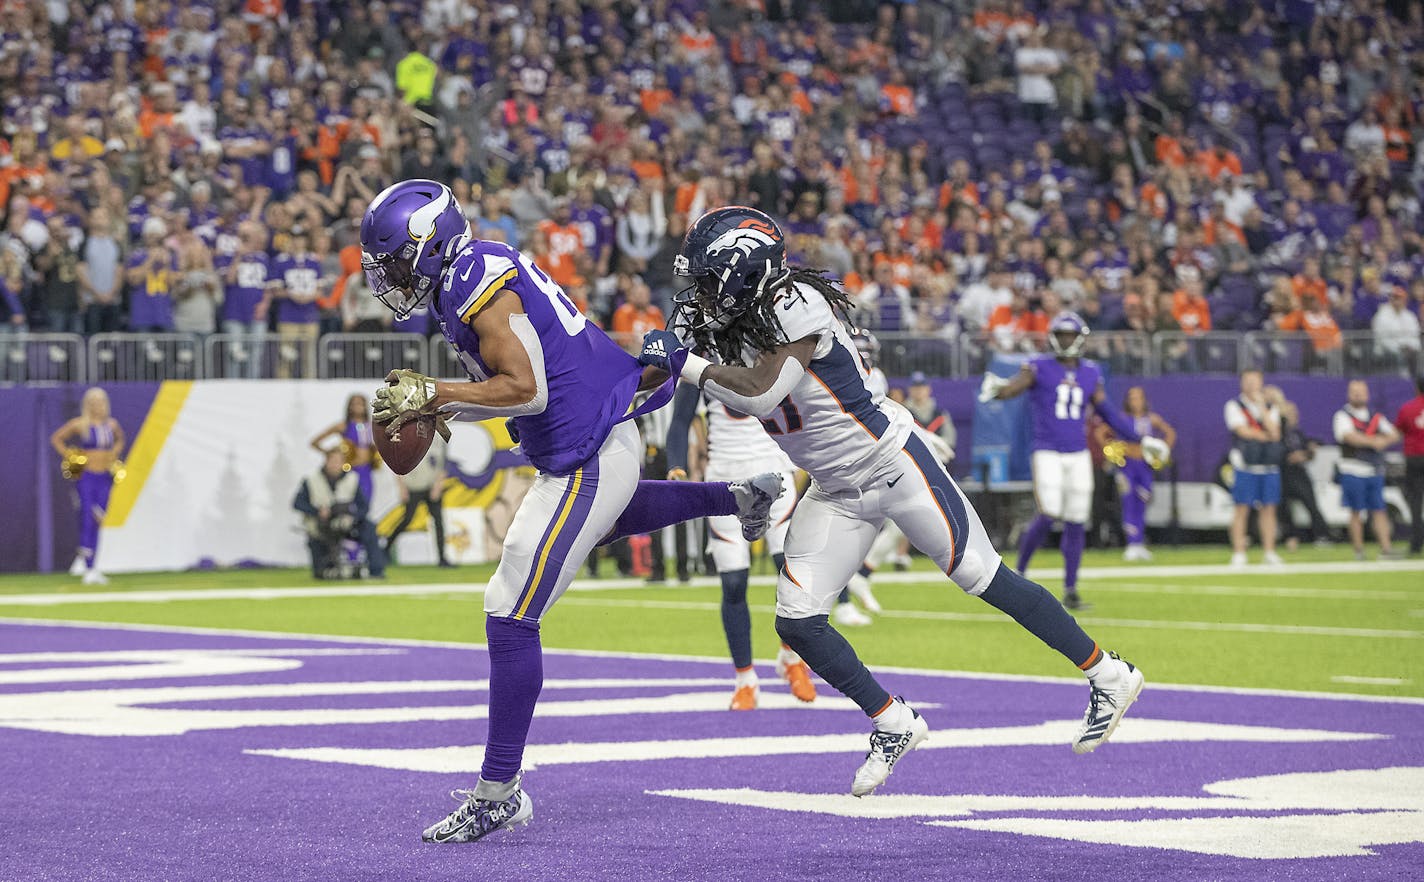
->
[673, 206, 788, 332]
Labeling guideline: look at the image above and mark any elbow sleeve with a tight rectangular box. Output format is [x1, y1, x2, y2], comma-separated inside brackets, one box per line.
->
[702, 358, 805, 419]
[440, 314, 550, 422]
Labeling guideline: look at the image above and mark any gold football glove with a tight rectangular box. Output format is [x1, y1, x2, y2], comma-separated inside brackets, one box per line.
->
[373, 368, 439, 429]
[1102, 440, 1129, 468]
[1141, 436, 1171, 470]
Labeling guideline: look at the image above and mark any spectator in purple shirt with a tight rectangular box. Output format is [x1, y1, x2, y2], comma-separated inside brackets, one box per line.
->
[125, 218, 176, 332]
[222, 220, 273, 378]
[273, 229, 323, 378]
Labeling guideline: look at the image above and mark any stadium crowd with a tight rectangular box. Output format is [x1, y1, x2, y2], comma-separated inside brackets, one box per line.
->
[1, 0, 1423, 372]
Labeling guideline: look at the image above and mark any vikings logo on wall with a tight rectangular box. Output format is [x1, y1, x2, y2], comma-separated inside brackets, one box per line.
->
[1, 620, 1420, 879]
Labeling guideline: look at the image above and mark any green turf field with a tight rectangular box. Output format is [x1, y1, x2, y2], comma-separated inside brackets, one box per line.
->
[2, 546, 1421, 698]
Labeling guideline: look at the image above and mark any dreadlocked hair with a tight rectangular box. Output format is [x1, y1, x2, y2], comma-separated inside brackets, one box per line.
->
[690, 267, 858, 366]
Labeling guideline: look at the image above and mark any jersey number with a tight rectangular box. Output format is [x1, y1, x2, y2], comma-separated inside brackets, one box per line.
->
[759, 398, 803, 436]
[516, 253, 587, 336]
[1055, 383, 1083, 421]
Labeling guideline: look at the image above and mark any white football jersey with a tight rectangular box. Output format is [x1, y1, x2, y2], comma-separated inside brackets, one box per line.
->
[865, 366, 888, 399]
[705, 396, 795, 472]
[739, 282, 912, 492]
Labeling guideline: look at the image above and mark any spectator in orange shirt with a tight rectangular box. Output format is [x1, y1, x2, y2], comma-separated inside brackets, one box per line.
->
[1154, 117, 1188, 168]
[138, 84, 179, 140]
[987, 287, 1048, 353]
[530, 228, 580, 290]
[1196, 142, 1243, 181]
[678, 11, 718, 61]
[1276, 295, 1343, 354]
[1291, 256, 1329, 309]
[1171, 270, 1213, 335]
[879, 69, 916, 117]
[610, 277, 665, 353]
[640, 73, 675, 117]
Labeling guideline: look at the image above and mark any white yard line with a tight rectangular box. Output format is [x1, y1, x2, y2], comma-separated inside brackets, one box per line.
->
[3, 558, 1421, 606]
[2, 616, 1422, 707]
[1330, 675, 1411, 686]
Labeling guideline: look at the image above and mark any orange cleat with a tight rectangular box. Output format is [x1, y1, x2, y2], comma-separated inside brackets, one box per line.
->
[780, 661, 817, 703]
[730, 683, 759, 710]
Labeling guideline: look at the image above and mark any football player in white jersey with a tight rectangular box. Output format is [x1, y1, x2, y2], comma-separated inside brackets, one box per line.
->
[639, 207, 1144, 797]
[666, 383, 817, 709]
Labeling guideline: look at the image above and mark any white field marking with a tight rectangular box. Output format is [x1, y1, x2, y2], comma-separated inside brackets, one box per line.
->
[0, 686, 870, 737]
[551, 596, 1424, 640]
[248, 719, 1381, 775]
[5, 616, 1424, 707]
[3, 558, 1422, 607]
[1331, 675, 1411, 686]
[1089, 582, 1417, 601]
[656, 768, 1424, 860]
[0, 648, 400, 685]
[654, 765, 1424, 819]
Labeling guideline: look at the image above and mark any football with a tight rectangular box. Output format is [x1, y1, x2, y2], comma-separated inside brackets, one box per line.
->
[373, 415, 436, 475]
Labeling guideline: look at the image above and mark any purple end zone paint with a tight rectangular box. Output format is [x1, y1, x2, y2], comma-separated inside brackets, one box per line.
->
[0, 622, 1421, 882]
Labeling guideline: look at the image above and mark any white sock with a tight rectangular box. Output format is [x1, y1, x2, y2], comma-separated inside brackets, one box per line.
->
[872, 697, 913, 733]
[1083, 650, 1122, 687]
[735, 667, 758, 688]
[778, 644, 802, 665]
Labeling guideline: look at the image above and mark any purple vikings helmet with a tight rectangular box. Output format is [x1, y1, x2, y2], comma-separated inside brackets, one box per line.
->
[360, 180, 470, 319]
[1048, 311, 1090, 358]
[673, 206, 788, 331]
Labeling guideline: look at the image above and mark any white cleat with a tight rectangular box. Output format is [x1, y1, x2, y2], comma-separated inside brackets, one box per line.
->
[846, 573, 883, 613]
[728, 472, 785, 541]
[82, 569, 109, 586]
[1261, 550, 1285, 566]
[1229, 551, 1248, 569]
[1122, 544, 1153, 562]
[832, 602, 872, 628]
[422, 782, 533, 843]
[852, 698, 929, 797]
[68, 555, 87, 577]
[1073, 653, 1145, 755]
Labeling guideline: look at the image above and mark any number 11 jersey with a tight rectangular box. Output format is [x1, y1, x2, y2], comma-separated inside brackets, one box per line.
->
[1026, 354, 1103, 454]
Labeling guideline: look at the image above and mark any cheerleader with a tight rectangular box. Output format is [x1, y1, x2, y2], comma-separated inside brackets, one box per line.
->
[311, 393, 377, 502]
[51, 387, 126, 584]
[1096, 386, 1176, 561]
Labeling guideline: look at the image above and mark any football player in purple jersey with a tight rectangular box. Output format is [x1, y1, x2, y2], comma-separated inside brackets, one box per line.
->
[980, 313, 1170, 608]
[358, 180, 784, 843]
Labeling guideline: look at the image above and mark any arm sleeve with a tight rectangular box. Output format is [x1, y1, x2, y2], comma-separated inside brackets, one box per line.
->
[702, 357, 806, 420]
[664, 382, 701, 472]
[440, 314, 550, 422]
[1093, 389, 1143, 442]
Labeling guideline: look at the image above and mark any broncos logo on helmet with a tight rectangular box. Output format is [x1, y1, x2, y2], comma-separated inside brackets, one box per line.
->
[673, 207, 787, 334]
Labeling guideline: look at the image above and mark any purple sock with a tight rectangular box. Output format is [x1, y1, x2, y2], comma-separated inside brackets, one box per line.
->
[480, 616, 543, 783]
[1062, 522, 1085, 591]
[601, 480, 737, 545]
[1017, 514, 1054, 573]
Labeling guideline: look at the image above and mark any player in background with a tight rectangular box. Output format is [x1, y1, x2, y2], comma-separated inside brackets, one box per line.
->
[640, 207, 1146, 798]
[310, 393, 377, 503]
[665, 378, 817, 709]
[1333, 379, 1400, 560]
[50, 387, 126, 585]
[1092, 386, 1176, 561]
[980, 314, 1170, 609]
[359, 181, 784, 843]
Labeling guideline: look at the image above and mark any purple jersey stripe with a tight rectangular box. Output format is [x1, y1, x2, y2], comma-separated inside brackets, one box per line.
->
[520, 453, 603, 620]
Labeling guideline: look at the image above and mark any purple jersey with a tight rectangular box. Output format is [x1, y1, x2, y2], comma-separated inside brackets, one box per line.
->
[126, 248, 177, 330]
[1027, 354, 1103, 453]
[274, 254, 322, 324]
[223, 252, 270, 323]
[435, 239, 644, 475]
[569, 204, 613, 257]
[344, 420, 374, 452]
